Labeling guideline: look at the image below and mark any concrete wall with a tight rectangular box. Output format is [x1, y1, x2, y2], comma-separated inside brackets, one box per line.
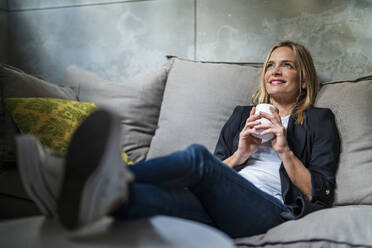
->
[0, 0, 7, 63]
[7, 0, 372, 84]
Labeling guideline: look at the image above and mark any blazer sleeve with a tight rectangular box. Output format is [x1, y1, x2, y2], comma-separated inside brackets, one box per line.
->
[213, 106, 244, 161]
[308, 108, 340, 206]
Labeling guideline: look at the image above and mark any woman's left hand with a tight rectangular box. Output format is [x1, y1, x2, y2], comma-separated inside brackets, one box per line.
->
[256, 109, 289, 154]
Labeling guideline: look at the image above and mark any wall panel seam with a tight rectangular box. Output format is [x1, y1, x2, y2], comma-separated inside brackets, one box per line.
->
[8, 0, 155, 12]
[194, 0, 197, 60]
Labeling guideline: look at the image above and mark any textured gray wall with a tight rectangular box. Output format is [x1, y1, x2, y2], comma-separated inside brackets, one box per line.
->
[0, 0, 7, 63]
[0, 0, 6, 9]
[197, 0, 372, 82]
[9, 0, 194, 84]
[7, 0, 372, 84]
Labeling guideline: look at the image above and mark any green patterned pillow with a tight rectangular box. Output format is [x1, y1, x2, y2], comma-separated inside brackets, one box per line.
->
[4, 97, 135, 165]
[4, 97, 98, 154]
[121, 152, 134, 165]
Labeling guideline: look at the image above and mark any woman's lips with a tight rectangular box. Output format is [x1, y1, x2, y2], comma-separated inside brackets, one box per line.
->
[270, 80, 286, 85]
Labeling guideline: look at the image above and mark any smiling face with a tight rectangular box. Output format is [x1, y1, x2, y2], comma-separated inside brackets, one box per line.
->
[264, 46, 304, 105]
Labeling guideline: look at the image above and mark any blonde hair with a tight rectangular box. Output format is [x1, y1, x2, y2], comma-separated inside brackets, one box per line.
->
[252, 41, 319, 124]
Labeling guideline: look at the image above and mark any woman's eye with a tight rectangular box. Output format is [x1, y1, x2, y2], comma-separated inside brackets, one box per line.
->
[284, 63, 293, 68]
[266, 63, 274, 68]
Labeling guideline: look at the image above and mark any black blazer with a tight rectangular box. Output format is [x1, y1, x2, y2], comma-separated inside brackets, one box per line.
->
[214, 106, 340, 219]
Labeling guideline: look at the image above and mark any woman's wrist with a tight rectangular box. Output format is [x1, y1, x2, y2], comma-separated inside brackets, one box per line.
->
[277, 146, 294, 161]
[223, 151, 250, 168]
[233, 150, 251, 165]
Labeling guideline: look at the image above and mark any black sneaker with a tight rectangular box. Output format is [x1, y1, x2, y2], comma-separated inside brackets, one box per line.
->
[57, 109, 133, 230]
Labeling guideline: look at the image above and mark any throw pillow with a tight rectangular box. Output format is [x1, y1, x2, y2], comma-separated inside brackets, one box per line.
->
[65, 61, 173, 163]
[121, 152, 134, 165]
[4, 98, 97, 154]
[315, 75, 372, 205]
[147, 57, 262, 159]
[0, 64, 78, 166]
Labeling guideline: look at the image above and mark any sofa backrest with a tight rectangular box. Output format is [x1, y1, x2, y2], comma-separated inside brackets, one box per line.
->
[1, 56, 370, 208]
[314, 75, 372, 206]
[64, 58, 372, 207]
[65, 62, 172, 163]
[149, 58, 372, 206]
[146, 58, 262, 159]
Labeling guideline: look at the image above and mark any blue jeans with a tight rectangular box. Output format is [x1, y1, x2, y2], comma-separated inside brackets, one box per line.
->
[111, 144, 289, 238]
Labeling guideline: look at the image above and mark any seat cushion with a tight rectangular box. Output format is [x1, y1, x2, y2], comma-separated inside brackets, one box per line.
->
[235, 205, 372, 247]
[315, 75, 372, 205]
[0, 164, 40, 220]
[147, 57, 262, 158]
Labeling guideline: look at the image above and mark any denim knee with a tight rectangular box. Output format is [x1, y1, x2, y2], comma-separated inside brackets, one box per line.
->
[186, 144, 211, 160]
[181, 144, 210, 181]
[185, 144, 215, 170]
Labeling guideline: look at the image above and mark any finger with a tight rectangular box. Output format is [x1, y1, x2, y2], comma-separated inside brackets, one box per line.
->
[243, 120, 261, 132]
[269, 107, 282, 120]
[261, 126, 285, 137]
[246, 116, 261, 126]
[246, 113, 261, 124]
[250, 106, 256, 116]
[248, 107, 261, 121]
[260, 111, 281, 124]
[260, 128, 274, 136]
[241, 126, 261, 137]
[259, 111, 273, 120]
[253, 123, 272, 131]
[246, 130, 264, 144]
[244, 114, 261, 130]
[241, 132, 262, 145]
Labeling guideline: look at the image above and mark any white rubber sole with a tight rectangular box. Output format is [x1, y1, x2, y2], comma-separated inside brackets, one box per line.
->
[16, 135, 56, 218]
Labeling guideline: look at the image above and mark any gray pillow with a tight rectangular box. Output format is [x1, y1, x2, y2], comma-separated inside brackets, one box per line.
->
[0, 64, 77, 166]
[235, 205, 372, 247]
[315, 75, 372, 205]
[147, 58, 262, 159]
[65, 62, 172, 163]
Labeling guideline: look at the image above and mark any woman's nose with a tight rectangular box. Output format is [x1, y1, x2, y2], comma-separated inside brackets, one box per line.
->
[272, 66, 282, 75]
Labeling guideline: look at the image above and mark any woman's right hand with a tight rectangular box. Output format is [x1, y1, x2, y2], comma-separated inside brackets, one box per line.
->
[235, 107, 262, 162]
[223, 107, 262, 168]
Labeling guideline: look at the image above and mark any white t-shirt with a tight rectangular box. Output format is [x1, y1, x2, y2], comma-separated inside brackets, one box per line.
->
[238, 115, 290, 203]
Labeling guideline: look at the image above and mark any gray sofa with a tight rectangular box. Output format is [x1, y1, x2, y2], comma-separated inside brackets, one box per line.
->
[1, 57, 372, 247]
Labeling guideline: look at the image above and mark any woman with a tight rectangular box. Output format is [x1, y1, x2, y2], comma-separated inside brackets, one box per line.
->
[17, 41, 340, 238]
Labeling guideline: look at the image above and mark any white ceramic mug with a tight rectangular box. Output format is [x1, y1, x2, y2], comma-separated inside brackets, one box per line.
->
[252, 104, 279, 143]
